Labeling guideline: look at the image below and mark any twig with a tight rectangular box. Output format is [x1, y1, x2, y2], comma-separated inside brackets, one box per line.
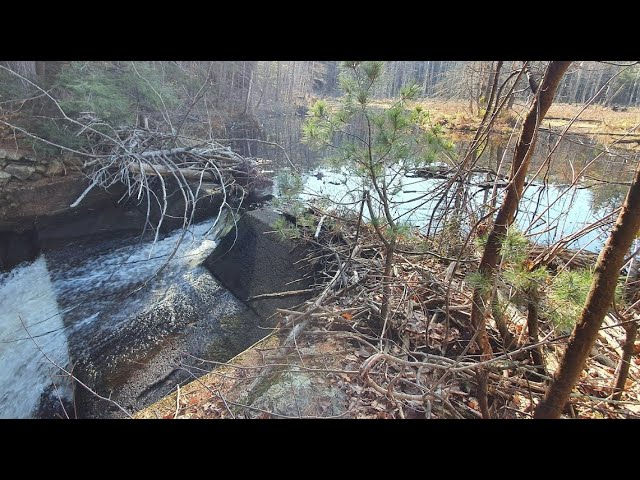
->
[173, 384, 182, 419]
[247, 288, 319, 301]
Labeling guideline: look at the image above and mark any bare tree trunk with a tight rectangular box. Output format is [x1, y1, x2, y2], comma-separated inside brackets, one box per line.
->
[243, 70, 253, 115]
[590, 68, 605, 103]
[422, 61, 430, 96]
[469, 61, 571, 418]
[482, 61, 495, 101]
[534, 161, 640, 418]
[526, 284, 546, 377]
[35, 61, 46, 79]
[613, 320, 638, 401]
[631, 75, 640, 106]
[288, 61, 296, 103]
[254, 61, 270, 111]
[275, 61, 281, 103]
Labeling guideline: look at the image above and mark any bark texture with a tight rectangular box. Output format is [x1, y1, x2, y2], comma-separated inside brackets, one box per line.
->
[534, 162, 640, 418]
[469, 61, 571, 418]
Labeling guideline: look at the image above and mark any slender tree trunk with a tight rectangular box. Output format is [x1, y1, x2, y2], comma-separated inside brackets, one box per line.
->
[275, 61, 281, 103]
[35, 61, 46, 79]
[422, 61, 430, 96]
[482, 61, 495, 101]
[469, 61, 571, 418]
[631, 75, 640, 106]
[254, 61, 270, 111]
[534, 161, 640, 418]
[288, 61, 296, 103]
[613, 321, 638, 401]
[243, 70, 254, 115]
[595, 66, 607, 103]
[526, 284, 546, 377]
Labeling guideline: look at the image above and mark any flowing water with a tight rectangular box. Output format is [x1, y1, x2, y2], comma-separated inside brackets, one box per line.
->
[0, 218, 263, 418]
[0, 256, 70, 418]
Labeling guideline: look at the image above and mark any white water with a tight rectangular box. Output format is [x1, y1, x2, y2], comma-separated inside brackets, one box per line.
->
[0, 257, 70, 418]
[0, 218, 225, 418]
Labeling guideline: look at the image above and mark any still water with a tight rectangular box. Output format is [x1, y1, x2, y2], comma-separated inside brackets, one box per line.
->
[255, 114, 638, 253]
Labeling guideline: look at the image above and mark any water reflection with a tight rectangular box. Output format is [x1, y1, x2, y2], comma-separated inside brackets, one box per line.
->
[255, 113, 638, 253]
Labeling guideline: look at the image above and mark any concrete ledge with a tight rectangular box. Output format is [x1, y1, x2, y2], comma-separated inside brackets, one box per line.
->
[204, 208, 316, 322]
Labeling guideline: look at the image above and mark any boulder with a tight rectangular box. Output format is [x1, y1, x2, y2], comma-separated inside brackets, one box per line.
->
[4, 164, 35, 181]
[244, 367, 348, 418]
[5, 150, 23, 162]
[0, 229, 39, 270]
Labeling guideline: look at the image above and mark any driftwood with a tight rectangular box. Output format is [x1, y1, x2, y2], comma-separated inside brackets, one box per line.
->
[409, 165, 511, 188]
[128, 163, 215, 181]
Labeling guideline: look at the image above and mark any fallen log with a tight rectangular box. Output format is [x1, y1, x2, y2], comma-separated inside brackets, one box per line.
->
[128, 163, 215, 181]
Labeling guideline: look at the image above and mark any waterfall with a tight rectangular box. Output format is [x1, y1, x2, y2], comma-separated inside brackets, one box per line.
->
[0, 257, 70, 418]
[0, 218, 227, 418]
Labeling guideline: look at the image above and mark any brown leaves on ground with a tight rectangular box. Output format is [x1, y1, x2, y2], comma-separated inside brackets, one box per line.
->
[136, 213, 640, 420]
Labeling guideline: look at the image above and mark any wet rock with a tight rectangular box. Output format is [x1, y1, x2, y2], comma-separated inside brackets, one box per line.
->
[63, 261, 264, 418]
[204, 208, 316, 322]
[0, 229, 39, 270]
[5, 150, 22, 161]
[35, 163, 48, 174]
[0, 149, 6, 159]
[4, 164, 35, 181]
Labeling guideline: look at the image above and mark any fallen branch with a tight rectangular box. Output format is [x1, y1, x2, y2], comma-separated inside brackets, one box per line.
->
[247, 288, 319, 301]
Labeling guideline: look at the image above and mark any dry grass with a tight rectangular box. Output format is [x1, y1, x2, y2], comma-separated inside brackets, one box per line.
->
[323, 98, 640, 150]
[547, 103, 640, 129]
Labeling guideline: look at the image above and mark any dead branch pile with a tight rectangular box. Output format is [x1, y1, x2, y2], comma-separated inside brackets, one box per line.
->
[255, 211, 640, 419]
[69, 127, 272, 238]
[529, 244, 599, 271]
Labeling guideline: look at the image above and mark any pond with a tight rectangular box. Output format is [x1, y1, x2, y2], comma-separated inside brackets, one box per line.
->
[254, 113, 639, 253]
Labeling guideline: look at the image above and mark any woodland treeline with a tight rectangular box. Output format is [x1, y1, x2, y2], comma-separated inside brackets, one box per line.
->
[3, 61, 640, 121]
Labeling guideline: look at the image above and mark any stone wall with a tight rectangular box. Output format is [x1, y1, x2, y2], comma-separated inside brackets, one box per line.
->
[0, 150, 149, 270]
[0, 148, 70, 188]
